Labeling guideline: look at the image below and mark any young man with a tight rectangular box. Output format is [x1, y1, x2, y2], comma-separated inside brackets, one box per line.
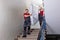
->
[37, 7, 44, 40]
[22, 9, 31, 37]
[38, 7, 44, 26]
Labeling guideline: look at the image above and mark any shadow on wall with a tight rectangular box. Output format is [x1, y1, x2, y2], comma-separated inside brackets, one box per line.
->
[8, 7, 24, 38]
[46, 23, 56, 34]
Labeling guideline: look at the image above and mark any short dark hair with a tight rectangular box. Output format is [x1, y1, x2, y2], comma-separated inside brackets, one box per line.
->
[25, 9, 28, 10]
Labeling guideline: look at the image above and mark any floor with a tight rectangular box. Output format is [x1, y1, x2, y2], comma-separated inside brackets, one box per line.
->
[18, 29, 39, 40]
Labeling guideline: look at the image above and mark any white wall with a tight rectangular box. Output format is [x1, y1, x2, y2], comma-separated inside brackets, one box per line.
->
[26, 0, 43, 29]
[26, 0, 60, 34]
[44, 0, 60, 34]
[26, 0, 32, 8]
[0, 0, 26, 40]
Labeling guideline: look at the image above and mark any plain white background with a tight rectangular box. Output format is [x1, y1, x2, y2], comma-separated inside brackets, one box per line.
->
[44, 0, 60, 34]
[0, 0, 26, 40]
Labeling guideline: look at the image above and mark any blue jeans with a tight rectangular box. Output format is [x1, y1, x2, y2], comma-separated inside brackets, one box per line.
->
[23, 17, 31, 36]
[38, 14, 43, 26]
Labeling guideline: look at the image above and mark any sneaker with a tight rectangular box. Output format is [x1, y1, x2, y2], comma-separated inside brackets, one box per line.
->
[22, 35, 27, 38]
[27, 33, 31, 35]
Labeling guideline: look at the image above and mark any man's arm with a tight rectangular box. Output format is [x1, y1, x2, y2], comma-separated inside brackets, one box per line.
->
[24, 13, 32, 17]
[43, 9, 44, 15]
[28, 13, 32, 16]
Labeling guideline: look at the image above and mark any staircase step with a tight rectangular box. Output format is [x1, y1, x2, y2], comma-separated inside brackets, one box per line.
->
[18, 29, 39, 40]
[18, 38, 37, 40]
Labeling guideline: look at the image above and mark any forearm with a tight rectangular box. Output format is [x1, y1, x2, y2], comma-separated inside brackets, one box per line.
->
[28, 14, 32, 16]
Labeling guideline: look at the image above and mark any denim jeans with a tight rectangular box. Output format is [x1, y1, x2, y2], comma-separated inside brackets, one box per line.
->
[38, 14, 43, 26]
[23, 17, 31, 36]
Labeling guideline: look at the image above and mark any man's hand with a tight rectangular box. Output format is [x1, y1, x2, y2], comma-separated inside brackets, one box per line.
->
[24, 15, 29, 17]
[27, 14, 32, 16]
[24, 14, 32, 17]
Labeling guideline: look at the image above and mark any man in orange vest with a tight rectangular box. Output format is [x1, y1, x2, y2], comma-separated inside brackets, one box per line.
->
[38, 7, 44, 26]
[22, 9, 32, 37]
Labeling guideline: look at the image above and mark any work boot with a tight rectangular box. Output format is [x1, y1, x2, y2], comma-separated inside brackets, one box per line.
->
[22, 35, 27, 38]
